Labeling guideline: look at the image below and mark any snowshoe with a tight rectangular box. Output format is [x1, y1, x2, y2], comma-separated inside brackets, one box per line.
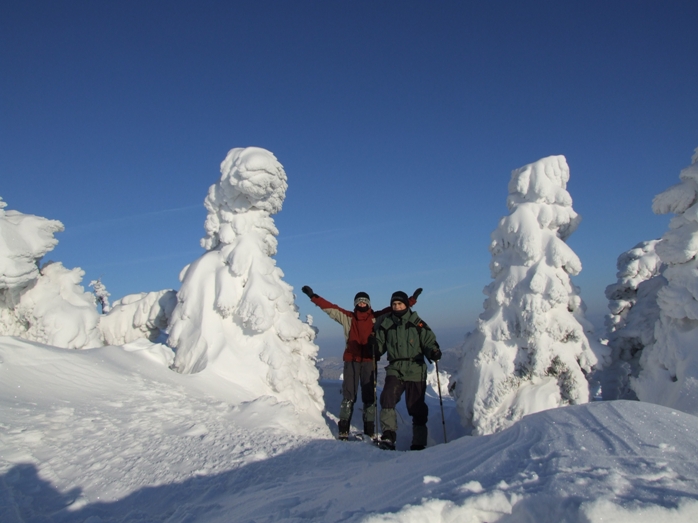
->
[376, 430, 396, 451]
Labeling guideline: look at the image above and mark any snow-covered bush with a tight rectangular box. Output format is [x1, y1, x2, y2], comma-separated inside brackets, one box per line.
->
[451, 155, 606, 435]
[633, 148, 698, 414]
[602, 241, 665, 400]
[100, 289, 177, 345]
[167, 147, 324, 425]
[0, 197, 102, 349]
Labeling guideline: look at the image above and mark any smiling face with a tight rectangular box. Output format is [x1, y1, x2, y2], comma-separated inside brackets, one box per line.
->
[391, 301, 407, 312]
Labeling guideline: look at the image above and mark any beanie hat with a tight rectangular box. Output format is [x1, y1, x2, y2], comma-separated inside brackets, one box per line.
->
[354, 291, 371, 308]
[390, 291, 410, 308]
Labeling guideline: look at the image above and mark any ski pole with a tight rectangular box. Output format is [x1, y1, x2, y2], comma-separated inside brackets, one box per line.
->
[372, 343, 379, 441]
[435, 360, 447, 444]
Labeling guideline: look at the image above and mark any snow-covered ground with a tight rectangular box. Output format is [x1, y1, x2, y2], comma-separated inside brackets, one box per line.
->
[2, 336, 698, 522]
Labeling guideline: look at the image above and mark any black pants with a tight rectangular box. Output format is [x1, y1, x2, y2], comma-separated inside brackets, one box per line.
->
[379, 375, 428, 432]
[340, 361, 376, 422]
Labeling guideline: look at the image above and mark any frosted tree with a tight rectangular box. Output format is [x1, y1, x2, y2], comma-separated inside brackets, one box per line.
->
[602, 241, 665, 400]
[451, 155, 605, 435]
[89, 278, 111, 314]
[100, 290, 177, 345]
[168, 147, 324, 426]
[0, 197, 102, 348]
[633, 148, 698, 414]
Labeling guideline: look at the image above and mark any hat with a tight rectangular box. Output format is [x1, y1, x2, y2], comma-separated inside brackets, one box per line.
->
[390, 291, 410, 308]
[354, 291, 371, 308]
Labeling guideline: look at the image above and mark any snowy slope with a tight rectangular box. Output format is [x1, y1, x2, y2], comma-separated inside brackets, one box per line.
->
[2, 336, 698, 522]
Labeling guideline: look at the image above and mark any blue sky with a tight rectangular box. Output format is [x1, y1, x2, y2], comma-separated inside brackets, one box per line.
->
[2, 1, 697, 357]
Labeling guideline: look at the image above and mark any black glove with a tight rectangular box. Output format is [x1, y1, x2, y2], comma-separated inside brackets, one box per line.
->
[412, 288, 423, 300]
[430, 348, 442, 361]
[301, 286, 315, 299]
[369, 334, 381, 361]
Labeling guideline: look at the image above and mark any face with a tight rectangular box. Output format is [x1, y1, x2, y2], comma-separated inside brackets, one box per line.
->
[356, 299, 369, 308]
[392, 301, 407, 311]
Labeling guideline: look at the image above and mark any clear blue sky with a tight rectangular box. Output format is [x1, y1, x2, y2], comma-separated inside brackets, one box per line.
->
[2, 1, 696, 357]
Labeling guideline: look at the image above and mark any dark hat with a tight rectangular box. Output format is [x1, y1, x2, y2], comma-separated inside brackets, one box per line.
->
[354, 291, 371, 308]
[390, 291, 410, 308]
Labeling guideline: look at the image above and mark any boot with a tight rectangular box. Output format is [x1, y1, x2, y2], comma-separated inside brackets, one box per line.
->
[410, 424, 428, 451]
[379, 430, 396, 450]
[338, 419, 350, 441]
[363, 421, 375, 438]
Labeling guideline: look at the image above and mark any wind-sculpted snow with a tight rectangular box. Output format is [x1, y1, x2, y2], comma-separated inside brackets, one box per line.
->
[2, 336, 698, 522]
[451, 156, 607, 436]
[0, 198, 102, 349]
[602, 241, 665, 400]
[0, 197, 63, 295]
[168, 147, 325, 430]
[634, 147, 698, 415]
[99, 290, 177, 345]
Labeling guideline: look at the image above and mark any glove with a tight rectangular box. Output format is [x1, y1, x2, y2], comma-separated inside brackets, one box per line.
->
[369, 334, 381, 361]
[430, 348, 442, 361]
[301, 286, 315, 298]
[412, 288, 423, 300]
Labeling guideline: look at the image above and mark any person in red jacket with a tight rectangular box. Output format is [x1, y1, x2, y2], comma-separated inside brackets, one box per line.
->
[302, 286, 421, 440]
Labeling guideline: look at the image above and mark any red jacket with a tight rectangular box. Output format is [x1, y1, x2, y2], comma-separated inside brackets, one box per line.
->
[311, 295, 416, 362]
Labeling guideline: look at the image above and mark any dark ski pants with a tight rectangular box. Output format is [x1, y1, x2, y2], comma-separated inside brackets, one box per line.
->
[379, 375, 428, 433]
[340, 361, 376, 423]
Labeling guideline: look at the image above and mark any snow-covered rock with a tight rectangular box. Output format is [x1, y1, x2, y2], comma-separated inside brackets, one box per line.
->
[451, 155, 607, 435]
[100, 289, 177, 346]
[167, 147, 325, 429]
[601, 240, 665, 400]
[633, 147, 698, 414]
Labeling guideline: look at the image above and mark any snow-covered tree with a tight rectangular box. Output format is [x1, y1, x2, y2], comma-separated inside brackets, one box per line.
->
[601, 240, 665, 400]
[633, 148, 698, 414]
[167, 147, 324, 426]
[100, 290, 177, 345]
[89, 278, 111, 314]
[451, 155, 606, 435]
[0, 197, 102, 349]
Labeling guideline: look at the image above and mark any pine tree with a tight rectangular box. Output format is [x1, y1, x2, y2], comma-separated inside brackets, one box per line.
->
[633, 147, 698, 414]
[602, 241, 665, 400]
[89, 277, 111, 314]
[167, 147, 324, 426]
[451, 155, 605, 435]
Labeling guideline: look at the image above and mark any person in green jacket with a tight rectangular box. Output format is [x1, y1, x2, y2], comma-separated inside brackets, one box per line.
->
[373, 290, 441, 450]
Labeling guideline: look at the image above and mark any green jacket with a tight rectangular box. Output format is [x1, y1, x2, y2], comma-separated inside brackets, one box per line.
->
[374, 309, 440, 382]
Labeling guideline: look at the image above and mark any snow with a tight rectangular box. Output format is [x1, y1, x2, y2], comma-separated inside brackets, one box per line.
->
[3, 336, 698, 522]
[634, 150, 698, 415]
[99, 290, 177, 346]
[0, 198, 102, 350]
[451, 155, 608, 436]
[167, 146, 325, 430]
[602, 240, 666, 400]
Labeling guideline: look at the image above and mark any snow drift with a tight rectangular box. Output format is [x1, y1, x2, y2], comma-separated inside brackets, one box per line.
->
[167, 147, 325, 428]
[451, 155, 607, 435]
[633, 147, 698, 414]
[2, 336, 698, 522]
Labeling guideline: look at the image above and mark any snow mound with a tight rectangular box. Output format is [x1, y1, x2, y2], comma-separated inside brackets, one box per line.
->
[634, 148, 698, 415]
[2, 337, 698, 522]
[168, 147, 325, 430]
[451, 155, 607, 435]
[100, 290, 177, 346]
